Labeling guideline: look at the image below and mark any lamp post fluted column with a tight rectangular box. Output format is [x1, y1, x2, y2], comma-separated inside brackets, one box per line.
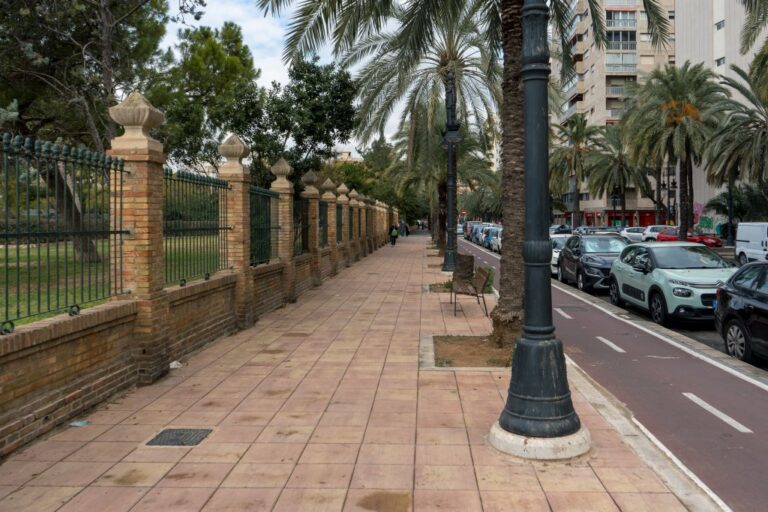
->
[442, 69, 461, 272]
[488, 0, 590, 459]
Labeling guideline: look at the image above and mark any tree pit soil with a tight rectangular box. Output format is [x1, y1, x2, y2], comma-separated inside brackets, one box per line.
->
[433, 335, 511, 367]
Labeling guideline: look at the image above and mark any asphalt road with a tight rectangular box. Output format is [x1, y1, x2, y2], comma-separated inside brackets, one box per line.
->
[459, 237, 768, 512]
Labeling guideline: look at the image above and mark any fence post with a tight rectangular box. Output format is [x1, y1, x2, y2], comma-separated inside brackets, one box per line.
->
[321, 179, 338, 276]
[349, 189, 360, 261]
[365, 197, 375, 253]
[300, 171, 321, 286]
[270, 159, 295, 302]
[218, 135, 254, 328]
[108, 92, 169, 385]
[337, 184, 350, 267]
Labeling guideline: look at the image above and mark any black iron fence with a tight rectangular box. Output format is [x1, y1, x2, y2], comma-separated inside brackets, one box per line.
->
[319, 200, 328, 248]
[348, 206, 353, 240]
[293, 198, 309, 256]
[358, 208, 362, 238]
[250, 186, 279, 265]
[163, 169, 229, 286]
[1, 132, 127, 331]
[336, 204, 343, 243]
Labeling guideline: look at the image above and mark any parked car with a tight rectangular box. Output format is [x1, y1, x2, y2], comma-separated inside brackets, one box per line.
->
[621, 227, 646, 242]
[475, 224, 495, 245]
[735, 222, 768, 266]
[656, 227, 723, 248]
[550, 234, 570, 275]
[490, 228, 503, 253]
[483, 227, 500, 249]
[464, 221, 482, 239]
[549, 224, 572, 235]
[715, 262, 768, 362]
[557, 235, 628, 292]
[609, 242, 737, 325]
[470, 224, 486, 244]
[642, 225, 670, 241]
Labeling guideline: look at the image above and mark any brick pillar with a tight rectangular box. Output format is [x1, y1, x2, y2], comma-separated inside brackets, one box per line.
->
[349, 189, 360, 261]
[218, 135, 254, 328]
[108, 92, 169, 385]
[358, 193, 369, 257]
[270, 159, 295, 301]
[365, 197, 374, 253]
[337, 183, 350, 267]
[321, 179, 338, 275]
[300, 171, 321, 286]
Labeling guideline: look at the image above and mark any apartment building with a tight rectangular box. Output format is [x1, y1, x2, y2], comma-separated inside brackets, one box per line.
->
[553, 0, 676, 227]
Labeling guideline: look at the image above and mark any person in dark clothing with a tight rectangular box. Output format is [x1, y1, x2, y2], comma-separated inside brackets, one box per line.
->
[389, 225, 399, 246]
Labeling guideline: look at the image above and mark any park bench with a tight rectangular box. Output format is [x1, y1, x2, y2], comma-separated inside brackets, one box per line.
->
[450, 266, 491, 317]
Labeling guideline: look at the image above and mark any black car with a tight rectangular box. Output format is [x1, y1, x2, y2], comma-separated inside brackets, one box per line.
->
[549, 224, 572, 235]
[715, 262, 768, 362]
[557, 235, 628, 292]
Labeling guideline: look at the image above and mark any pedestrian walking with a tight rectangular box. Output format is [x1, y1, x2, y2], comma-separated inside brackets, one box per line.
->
[389, 225, 399, 246]
[405, 223, 410, 236]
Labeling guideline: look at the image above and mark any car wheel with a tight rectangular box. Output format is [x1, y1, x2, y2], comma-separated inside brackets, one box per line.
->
[557, 263, 565, 283]
[739, 253, 748, 266]
[649, 292, 668, 326]
[725, 319, 754, 362]
[609, 279, 623, 306]
[576, 271, 590, 292]
[644, 237, 653, 242]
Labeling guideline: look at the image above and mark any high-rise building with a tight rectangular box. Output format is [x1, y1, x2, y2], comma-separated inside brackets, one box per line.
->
[553, 0, 677, 227]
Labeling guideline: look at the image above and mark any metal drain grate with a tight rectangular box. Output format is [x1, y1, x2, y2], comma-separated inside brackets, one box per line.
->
[147, 428, 212, 446]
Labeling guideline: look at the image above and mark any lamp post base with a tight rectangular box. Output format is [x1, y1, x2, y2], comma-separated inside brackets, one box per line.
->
[488, 420, 591, 460]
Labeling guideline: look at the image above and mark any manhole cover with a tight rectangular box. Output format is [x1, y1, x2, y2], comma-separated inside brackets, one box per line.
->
[147, 428, 212, 446]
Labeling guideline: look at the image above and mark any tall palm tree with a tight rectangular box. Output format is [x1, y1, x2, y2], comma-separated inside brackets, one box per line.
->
[550, 114, 600, 227]
[584, 124, 651, 226]
[623, 62, 724, 240]
[256, 0, 669, 342]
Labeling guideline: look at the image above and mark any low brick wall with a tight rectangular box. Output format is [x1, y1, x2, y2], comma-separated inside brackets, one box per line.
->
[319, 248, 333, 281]
[166, 273, 238, 362]
[294, 254, 313, 296]
[0, 301, 137, 457]
[252, 262, 285, 317]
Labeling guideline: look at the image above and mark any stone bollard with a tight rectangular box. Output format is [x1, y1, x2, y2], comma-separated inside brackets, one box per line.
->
[337, 183, 350, 267]
[270, 158, 296, 302]
[321, 179, 338, 276]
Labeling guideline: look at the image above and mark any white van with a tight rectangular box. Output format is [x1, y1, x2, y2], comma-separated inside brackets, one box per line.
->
[735, 222, 768, 265]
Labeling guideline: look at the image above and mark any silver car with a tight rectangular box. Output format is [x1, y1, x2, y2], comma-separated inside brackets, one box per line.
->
[620, 227, 645, 242]
[550, 234, 570, 275]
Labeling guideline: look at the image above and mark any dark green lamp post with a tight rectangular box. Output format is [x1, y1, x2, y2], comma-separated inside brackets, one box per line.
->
[442, 69, 460, 272]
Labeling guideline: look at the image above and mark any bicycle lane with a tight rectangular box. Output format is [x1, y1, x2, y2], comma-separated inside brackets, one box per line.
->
[551, 283, 768, 512]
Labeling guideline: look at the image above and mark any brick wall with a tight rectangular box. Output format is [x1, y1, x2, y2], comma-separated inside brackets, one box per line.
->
[252, 262, 285, 318]
[319, 248, 333, 281]
[294, 254, 314, 297]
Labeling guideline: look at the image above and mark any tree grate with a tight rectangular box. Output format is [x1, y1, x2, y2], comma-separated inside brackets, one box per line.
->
[147, 428, 212, 446]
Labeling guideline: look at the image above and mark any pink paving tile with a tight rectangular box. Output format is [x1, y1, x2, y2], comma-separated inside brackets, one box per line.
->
[93, 462, 174, 487]
[416, 412, 466, 428]
[0, 487, 16, 500]
[85, 409, 134, 425]
[241, 443, 305, 464]
[415, 444, 472, 466]
[537, 466, 606, 493]
[121, 409, 181, 425]
[122, 446, 190, 463]
[182, 443, 249, 463]
[0, 460, 55, 486]
[286, 464, 354, 489]
[202, 488, 281, 511]
[221, 411, 275, 426]
[269, 411, 323, 427]
[414, 465, 478, 490]
[65, 442, 136, 462]
[356, 444, 414, 465]
[171, 410, 229, 426]
[256, 425, 314, 443]
[57, 486, 148, 512]
[299, 444, 360, 464]
[318, 411, 370, 427]
[50, 424, 111, 442]
[220, 463, 295, 488]
[10, 441, 85, 462]
[416, 427, 468, 445]
[481, 491, 550, 512]
[368, 411, 416, 428]
[593, 467, 668, 493]
[0, 486, 81, 512]
[350, 464, 414, 490]
[610, 492, 687, 512]
[413, 490, 482, 512]
[27, 461, 114, 487]
[157, 463, 235, 488]
[205, 426, 263, 443]
[272, 489, 347, 512]
[474, 465, 540, 492]
[343, 489, 412, 512]
[310, 426, 366, 444]
[546, 491, 620, 512]
[95, 424, 159, 443]
[363, 427, 415, 445]
[130, 487, 215, 512]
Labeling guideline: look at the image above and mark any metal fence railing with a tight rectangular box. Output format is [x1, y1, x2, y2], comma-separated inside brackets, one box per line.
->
[348, 207, 353, 240]
[293, 198, 309, 256]
[358, 208, 362, 238]
[163, 169, 229, 286]
[336, 204, 343, 243]
[1, 133, 127, 331]
[319, 200, 328, 248]
[250, 186, 279, 265]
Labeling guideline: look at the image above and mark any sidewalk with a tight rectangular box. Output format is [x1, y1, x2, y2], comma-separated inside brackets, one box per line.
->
[0, 234, 704, 511]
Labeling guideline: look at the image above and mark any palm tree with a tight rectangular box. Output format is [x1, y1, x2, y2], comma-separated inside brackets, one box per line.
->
[623, 62, 724, 240]
[584, 124, 650, 227]
[549, 114, 600, 227]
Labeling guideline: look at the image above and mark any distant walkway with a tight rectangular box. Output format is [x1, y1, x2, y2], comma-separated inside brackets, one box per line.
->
[0, 235, 702, 511]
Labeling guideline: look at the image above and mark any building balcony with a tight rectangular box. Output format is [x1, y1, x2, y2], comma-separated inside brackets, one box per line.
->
[564, 102, 579, 119]
[606, 86, 625, 96]
[606, 19, 637, 28]
[606, 63, 637, 73]
[606, 41, 637, 51]
[564, 81, 585, 100]
[607, 108, 625, 119]
[606, 0, 636, 6]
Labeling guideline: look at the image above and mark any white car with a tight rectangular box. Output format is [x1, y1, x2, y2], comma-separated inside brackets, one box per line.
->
[620, 227, 645, 242]
[735, 222, 768, 265]
[491, 228, 503, 253]
[642, 225, 669, 241]
[550, 234, 570, 275]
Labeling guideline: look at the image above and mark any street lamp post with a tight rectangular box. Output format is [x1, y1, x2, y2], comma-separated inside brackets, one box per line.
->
[611, 186, 620, 227]
[489, 0, 590, 459]
[442, 70, 461, 272]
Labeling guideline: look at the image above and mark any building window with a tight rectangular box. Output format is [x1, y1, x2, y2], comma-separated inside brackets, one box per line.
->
[715, 57, 726, 66]
[668, 10, 675, 20]
[640, 33, 652, 42]
[639, 11, 647, 22]
[715, 20, 725, 30]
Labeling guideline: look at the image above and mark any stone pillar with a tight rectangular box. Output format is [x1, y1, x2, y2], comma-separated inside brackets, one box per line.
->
[270, 159, 295, 301]
[358, 193, 369, 257]
[322, 179, 338, 275]
[218, 135, 254, 328]
[337, 184, 350, 267]
[108, 92, 169, 385]
[301, 171, 321, 286]
[349, 189, 360, 261]
[365, 197, 375, 253]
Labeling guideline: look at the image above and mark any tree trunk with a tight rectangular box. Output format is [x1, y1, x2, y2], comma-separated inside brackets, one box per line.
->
[491, 0, 525, 348]
[621, 192, 627, 227]
[727, 173, 735, 246]
[437, 179, 447, 253]
[679, 157, 690, 240]
[572, 177, 581, 227]
[654, 167, 662, 224]
[100, 0, 116, 143]
[687, 160, 694, 226]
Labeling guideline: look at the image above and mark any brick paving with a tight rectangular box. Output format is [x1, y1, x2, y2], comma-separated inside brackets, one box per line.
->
[0, 234, 689, 511]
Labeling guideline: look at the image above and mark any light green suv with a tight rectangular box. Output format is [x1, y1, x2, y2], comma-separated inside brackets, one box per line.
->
[609, 242, 737, 325]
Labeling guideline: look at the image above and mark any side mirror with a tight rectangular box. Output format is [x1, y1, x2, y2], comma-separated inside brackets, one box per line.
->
[632, 261, 651, 274]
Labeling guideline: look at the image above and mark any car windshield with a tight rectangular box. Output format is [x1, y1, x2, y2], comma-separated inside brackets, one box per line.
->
[582, 237, 626, 253]
[652, 246, 730, 269]
[551, 238, 566, 250]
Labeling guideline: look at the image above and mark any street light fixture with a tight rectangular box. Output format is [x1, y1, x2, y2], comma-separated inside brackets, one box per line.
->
[442, 69, 461, 272]
[488, 0, 590, 459]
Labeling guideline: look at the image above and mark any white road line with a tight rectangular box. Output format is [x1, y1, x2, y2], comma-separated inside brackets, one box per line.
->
[596, 336, 626, 353]
[552, 282, 768, 394]
[458, 240, 501, 260]
[554, 308, 573, 320]
[682, 392, 753, 434]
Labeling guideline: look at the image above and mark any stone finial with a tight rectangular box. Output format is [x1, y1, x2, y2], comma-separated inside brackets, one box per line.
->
[109, 91, 165, 152]
[337, 183, 349, 195]
[349, 188, 359, 206]
[321, 178, 336, 193]
[218, 134, 250, 162]
[270, 158, 293, 190]
[300, 170, 319, 197]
